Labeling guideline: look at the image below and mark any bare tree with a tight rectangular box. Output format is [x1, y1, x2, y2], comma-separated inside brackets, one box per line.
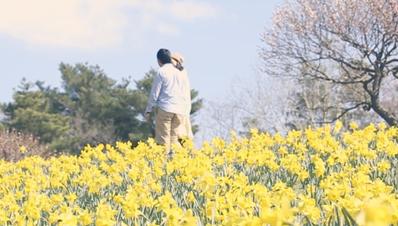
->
[287, 76, 382, 129]
[197, 74, 293, 142]
[198, 100, 243, 141]
[0, 130, 51, 161]
[228, 74, 294, 133]
[261, 0, 398, 126]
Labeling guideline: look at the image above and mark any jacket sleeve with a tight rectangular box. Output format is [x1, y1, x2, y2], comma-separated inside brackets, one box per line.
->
[145, 73, 163, 113]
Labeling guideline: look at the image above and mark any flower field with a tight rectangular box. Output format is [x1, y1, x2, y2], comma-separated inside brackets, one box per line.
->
[1, 122, 398, 225]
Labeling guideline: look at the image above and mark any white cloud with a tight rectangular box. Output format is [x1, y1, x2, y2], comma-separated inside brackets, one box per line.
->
[0, 0, 217, 49]
[0, 0, 129, 49]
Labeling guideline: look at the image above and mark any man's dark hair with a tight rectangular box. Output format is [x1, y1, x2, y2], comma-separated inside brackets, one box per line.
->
[157, 48, 172, 64]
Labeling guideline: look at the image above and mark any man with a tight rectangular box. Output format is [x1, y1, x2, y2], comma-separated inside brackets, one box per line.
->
[145, 48, 191, 151]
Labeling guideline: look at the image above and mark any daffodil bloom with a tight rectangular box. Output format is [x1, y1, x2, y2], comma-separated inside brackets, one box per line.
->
[0, 123, 397, 225]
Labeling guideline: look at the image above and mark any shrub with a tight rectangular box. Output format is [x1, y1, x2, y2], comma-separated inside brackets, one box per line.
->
[0, 130, 52, 161]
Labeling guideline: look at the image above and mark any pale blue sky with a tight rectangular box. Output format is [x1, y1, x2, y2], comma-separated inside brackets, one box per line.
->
[0, 0, 282, 103]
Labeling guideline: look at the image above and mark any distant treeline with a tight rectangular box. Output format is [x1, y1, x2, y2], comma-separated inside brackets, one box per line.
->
[0, 63, 203, 155]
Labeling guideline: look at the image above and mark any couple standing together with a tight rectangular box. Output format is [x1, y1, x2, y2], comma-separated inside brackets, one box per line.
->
[144, 48, 193, 151]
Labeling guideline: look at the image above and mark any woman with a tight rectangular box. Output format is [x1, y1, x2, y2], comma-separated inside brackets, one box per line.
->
[171, 52, 194, 140]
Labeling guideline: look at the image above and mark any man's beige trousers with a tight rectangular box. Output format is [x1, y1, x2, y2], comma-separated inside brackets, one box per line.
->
[155, 108, 184, 151]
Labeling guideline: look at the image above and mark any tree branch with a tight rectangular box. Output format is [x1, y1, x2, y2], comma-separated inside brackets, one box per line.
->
[317, 102, 370, 124]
